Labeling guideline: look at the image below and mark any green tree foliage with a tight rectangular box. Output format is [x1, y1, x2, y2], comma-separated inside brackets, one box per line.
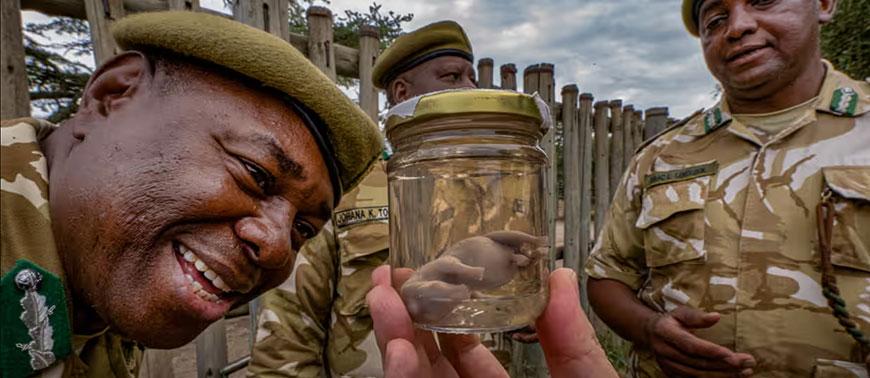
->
[24, 18, 92, 123]
[820, 0, 869, 79]
[24, 2, 412, 121]
[290, 1, 413, 50]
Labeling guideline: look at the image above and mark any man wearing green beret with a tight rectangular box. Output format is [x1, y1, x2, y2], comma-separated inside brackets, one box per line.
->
[0, 11, 383, 377]
[248, 20, 477, 377]
[586, 0, 869, 376]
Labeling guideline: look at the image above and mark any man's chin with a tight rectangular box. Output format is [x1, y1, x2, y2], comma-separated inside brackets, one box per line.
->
[723, 63, 787, 94]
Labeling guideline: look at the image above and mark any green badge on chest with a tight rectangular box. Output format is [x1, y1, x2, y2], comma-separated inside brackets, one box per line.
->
[1, 260, 72, 378]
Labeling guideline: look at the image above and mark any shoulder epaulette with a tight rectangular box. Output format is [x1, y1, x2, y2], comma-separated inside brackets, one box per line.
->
[634, 108, 703, 154]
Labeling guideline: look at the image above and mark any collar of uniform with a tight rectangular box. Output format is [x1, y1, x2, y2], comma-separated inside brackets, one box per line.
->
[815, 60, 869, 117]
[0, 118, 75, 377]
[682, 101, 732, 137]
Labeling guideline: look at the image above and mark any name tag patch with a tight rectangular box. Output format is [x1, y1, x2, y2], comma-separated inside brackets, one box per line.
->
[645, 161, 718, 188]
[334, 206, 389, 229]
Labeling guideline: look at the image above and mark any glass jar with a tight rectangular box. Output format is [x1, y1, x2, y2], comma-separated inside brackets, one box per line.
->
[385, 89, 550, 333]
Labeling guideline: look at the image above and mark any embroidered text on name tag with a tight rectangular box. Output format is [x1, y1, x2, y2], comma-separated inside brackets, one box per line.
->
[334, 206, 389, 229]
[644, 161, 718, 188]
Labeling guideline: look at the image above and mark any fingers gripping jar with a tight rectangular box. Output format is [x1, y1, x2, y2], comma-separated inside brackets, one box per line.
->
[386, 89, 550, 333]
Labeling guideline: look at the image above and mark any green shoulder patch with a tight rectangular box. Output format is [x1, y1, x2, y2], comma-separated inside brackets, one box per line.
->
[644, 161, 719, 188]
[334, 206, 389, 229]
[1, 260, 72, 378]
[703, 106, 731, 134]
[829, 87, 858, 116]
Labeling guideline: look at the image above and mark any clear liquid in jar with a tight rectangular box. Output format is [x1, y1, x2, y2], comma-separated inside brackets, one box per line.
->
[389, 157, 548, 333]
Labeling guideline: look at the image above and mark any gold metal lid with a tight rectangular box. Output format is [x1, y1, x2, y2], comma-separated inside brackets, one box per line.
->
[385, 89, 544, 134]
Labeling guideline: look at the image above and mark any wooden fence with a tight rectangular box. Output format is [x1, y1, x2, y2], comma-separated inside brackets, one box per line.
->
[2, 2, 674, 376]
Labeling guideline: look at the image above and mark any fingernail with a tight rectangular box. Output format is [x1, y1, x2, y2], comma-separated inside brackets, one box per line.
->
[742, 359, 756, 368]
[568, 268, 578, 282]
[740, 368, 753, 376]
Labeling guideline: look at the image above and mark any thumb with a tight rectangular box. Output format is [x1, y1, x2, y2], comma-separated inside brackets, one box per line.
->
[670, 306, 720, 329]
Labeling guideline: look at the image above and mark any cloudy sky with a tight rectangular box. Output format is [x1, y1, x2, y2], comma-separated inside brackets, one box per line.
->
[329, 0, 721, 118]
[24, 0, 721, 118]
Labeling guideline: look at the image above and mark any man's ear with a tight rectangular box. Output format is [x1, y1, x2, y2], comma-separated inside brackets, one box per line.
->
[78, 51, 151, 119]
[818, 0, 837, 23]
[390, 78, 411, 105]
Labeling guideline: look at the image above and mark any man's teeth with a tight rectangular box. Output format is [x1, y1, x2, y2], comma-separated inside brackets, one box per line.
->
[186, 274, 219, 302]
[178, 245, 233, 294]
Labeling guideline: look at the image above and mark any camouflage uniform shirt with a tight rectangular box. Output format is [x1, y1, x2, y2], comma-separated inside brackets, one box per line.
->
[249, 162, 388, 377]
[1, 118, 142, 378]
[586, 63, 870, 377]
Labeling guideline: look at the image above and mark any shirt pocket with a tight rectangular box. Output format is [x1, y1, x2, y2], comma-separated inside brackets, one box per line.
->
[637, 175, 710, 268]
[822, 166, 870, 273]
[334, 250, 389, 317]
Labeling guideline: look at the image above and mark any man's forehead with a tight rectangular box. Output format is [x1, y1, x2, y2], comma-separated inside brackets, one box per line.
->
[412, 56, 472, 75]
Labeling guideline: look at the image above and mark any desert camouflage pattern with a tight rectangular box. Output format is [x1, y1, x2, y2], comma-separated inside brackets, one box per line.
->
[586, 64, 870, 377]
[250, 162, 389, 377]
[1, 118, 142, 378]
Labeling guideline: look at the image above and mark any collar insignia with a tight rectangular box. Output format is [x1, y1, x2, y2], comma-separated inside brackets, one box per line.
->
[829, 87, 858, 116]
[1, 260, 72, 377]
[703, 106, 731, 134]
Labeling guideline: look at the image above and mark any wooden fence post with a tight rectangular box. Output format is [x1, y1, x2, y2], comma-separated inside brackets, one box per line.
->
[634, 110, 644, 146]
[307, 6, 336, 81]
[358, 24, 380, 121]
[622, 104, 635, 167]
[84, 0, 124, 65]
[593, 100, 610, 236]
[561, 84, 580, 274]
[264, 0, 290, 40]
[523, 63, 557, 270]
[500, 63, 517, 91]
[577, 92, 594, 313]
[168, 0, 199, 10]
[512, 63, 556, 378]
[608, 100, 624, 201]
[644, 107, 669, 141]
[477, 58, 494, 89]
[196, 318, 228, 378]
[234, 0, 263, 30]
[1, 0, 30, 118]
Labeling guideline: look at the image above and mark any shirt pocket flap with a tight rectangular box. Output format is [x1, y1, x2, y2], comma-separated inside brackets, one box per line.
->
[636, 176, 709, 230]
[822, 166, 870, 202]
[822, 166, 870, 272]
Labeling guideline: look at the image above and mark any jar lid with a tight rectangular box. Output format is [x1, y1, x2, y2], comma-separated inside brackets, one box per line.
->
[385, 89, 547, 135]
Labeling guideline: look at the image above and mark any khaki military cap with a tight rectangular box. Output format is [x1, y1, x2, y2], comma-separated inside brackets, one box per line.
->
[372, 20, 473, 89]
[112, 11, 383, 201]
[682, 0, 703, 37]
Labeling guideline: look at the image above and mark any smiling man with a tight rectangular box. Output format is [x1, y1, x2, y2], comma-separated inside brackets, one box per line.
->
[586, 0, 868, 376]
[0, 11, 381, 378]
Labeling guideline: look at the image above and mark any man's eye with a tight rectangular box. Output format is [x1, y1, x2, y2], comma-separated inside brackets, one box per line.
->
[442, 73, 461, 82]
[241, 159, 274, 192]
[705, 14, 726, 31]
[751, 0, 775, 7]
[294, 219, 317, 240]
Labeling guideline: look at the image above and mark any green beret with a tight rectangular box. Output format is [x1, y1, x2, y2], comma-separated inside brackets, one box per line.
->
[682, 0, 703, 37]
[372, 20, 473, 89]
[111, 11, 383, 201]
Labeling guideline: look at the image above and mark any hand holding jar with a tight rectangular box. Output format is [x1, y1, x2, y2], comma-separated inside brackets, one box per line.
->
[366, 265, 618, 378]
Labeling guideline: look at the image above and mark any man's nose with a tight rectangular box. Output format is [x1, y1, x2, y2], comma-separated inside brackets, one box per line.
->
[235, 197, 294, 269]
[726, 4, 759, 41]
